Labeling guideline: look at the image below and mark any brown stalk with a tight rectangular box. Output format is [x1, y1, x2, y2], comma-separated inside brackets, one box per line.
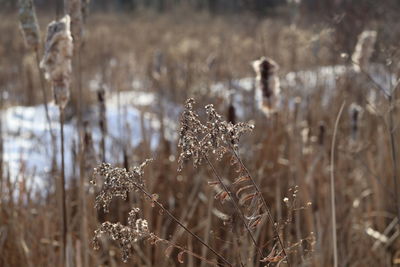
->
[133, 183, 233, 267]
[330, 101, 346, 267]
[354, 60, 400, 226]
[34, 49, 57, 164]
[59, 106, 67, 266]
[228, 145, 290, 266]
[204, 156, 264, 259]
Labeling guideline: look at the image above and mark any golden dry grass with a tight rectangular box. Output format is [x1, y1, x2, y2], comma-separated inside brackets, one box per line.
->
[0, 9, 400, 267]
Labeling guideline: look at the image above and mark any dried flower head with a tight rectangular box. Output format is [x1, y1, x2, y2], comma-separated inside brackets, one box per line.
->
[18, 0, 40, 50]
[40, 15, 73, 109]
[64, 0, 83, 44]
[91, 159, 152, 212]
[352, 30, 377, 72]
[178, 99, 253, 171]
[93, 207, 152, 262]
[252, 57, 281, 116]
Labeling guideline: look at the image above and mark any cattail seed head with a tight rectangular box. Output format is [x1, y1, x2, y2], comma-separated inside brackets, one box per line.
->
[252, 57, 281, 116]
[18, 0, 40, 50]
[352, 30, 377, 72]
[349, 103, 363, 140]
[318, 121, 326, 146]
[97, 86, 107, 134]
[40, 15, 73, 109]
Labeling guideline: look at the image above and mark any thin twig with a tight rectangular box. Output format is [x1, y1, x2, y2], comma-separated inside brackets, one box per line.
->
[155, 237, 222, 266]
[330, 101, 346, 267]
[388, 94, 400, 226]
[133, 184, 233, 267]
[59, 106, 67, 266]
[34, 50, 57, 157]
[229, 145, 290, 266]
[204, 156, 264, 259]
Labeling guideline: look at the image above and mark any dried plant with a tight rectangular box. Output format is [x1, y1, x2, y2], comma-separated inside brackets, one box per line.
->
[40, 15, 73, 110]
[91, 161, 150, 212]
[252, 57, 281, 116]
[40, 15, 74, 266]
[178, 99, 289, 264]
[91, 160, 232, 266]
[352, 30, 377, 73]
[178, 98, 253, 171]
[93, 207, 152, 262]
[18, 0, 40, 50]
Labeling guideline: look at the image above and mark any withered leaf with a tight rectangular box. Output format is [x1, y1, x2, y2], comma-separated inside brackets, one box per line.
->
[233, 175, 251, 185]
[239, 192, 258, 205]
[177, 251, 185, 263]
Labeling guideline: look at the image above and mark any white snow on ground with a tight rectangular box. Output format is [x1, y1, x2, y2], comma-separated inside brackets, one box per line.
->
[1, 90, 179, 192]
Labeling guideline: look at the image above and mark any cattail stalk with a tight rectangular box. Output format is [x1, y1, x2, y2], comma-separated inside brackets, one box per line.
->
[18, 0, 57, 160]
[65, 2, 88, 264]
[330, 102, 346, 267]
[40, 14, 73, 266]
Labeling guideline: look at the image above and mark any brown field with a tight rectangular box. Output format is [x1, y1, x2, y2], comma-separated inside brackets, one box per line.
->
[1, 2, 400, 266]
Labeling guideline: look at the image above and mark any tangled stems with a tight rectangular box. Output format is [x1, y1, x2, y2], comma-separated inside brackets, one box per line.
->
[133, 183, 233, 267]
[92, 161, 232, 266]
[228, 145, 290, 266]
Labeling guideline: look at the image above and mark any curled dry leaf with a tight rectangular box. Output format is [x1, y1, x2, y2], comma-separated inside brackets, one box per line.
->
[177, 251, 185, 264]
[165, 245, 174, 258]
[239, 192, 258, 206]
[233, 175, 251, 185]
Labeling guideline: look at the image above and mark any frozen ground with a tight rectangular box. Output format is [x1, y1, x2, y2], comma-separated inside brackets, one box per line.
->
[1, 89, 179, 192]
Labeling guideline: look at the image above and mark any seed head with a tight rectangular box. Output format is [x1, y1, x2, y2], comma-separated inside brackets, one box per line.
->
[178, 99, 253, 171]
[40, 15, 73, 109]
[93, 207, 151, 262]
[252, 57, 281, 116]
[91, 160, 152, 212]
